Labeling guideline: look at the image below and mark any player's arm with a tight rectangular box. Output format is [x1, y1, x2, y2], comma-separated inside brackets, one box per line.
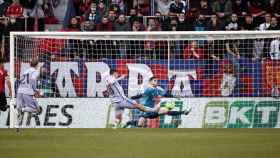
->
[5, 76, 12, 97]
[31, 72, 41, 97]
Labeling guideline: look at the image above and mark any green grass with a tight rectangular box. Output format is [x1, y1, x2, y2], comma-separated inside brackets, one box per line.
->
[0, 129, 280, 158]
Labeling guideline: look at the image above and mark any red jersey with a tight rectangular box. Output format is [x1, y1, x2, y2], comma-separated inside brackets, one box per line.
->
[0, 68, 7, 93]
[6, 3, 23, 17]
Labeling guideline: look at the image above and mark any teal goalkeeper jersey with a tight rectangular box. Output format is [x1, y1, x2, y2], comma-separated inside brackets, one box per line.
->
[139, 86, 165, 108]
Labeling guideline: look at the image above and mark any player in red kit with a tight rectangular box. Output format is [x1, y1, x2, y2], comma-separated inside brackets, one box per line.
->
[0, 58, 11, 112]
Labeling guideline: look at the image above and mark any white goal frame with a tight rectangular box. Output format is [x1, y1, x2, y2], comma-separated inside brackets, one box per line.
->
[9, 31, 280, 128]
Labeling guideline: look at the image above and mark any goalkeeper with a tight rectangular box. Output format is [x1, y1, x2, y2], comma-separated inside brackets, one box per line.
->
[127, 77, 191, 127]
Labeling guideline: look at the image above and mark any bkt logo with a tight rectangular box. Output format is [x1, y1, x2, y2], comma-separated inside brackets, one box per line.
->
[203, 101, 280, 128]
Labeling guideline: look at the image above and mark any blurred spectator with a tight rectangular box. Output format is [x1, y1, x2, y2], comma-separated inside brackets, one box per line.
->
[232, 0, 248, 16]
[97, 0, 106, 18]
[225, 13, 239, 30]
[198, 0, 212, 16]
[259, 13, 271, 31]
[85, 3, 101, 24]
[81, 20, 95, 31]
[146, 18, 161, 31]
[270, 38, 280, 60]
[194, 14, 206, 31]
[108, 9, 117, 22]
[96, 16, 113, 31]
[155, 0, 171, 15]
[220, 64, 236, 96]
[110, 0, 126, 14]
[268, 0, 280, 18]
[0, 0, 11, 17]
[42, 0, 59, 24]
[5, 0, 23, 17]
[132, 19, 144, 31]
[65, 17, 81, 31]
[241, 14, 256, 30]
[78, 0, 92, 16]
[206, 14, 224, 31]
[248, 0, 267, 18]
[133, 0, 150, 16]
[212, 0, 233, 21]
[129, 8, 138, 24]
[169, 0, 185, 16]
[113, 13, 130, 31]
[204, 40, 224, 61]
[183, 41, 204, 59]
[177, 13, 192, 31]
[224, 40, 240, 71]
[268, 16, 280, 30]
[253, 38, 265, 61]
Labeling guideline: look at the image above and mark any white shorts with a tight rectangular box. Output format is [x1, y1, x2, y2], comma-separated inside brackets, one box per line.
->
[113, 98, 137, 116]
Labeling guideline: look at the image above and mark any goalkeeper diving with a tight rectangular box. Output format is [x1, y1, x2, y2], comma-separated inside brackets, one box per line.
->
[126, 76, 192, 127]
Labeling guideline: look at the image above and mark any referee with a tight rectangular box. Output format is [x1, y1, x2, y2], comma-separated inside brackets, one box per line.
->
[0, 58, 11, 112]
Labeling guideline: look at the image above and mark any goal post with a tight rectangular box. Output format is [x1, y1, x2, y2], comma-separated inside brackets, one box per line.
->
[9, 31, 280, 128]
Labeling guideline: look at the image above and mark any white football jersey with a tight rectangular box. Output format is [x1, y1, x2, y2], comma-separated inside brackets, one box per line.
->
[17, 67, 40, 95]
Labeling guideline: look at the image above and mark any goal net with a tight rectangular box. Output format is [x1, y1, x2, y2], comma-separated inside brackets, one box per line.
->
[8, 31, 280, 128]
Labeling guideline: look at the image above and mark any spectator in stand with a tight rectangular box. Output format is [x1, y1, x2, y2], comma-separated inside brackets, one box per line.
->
[81, 20, 95, 31]
[65, 17, 81, 31]
[97, 0, 106, 18]
[232, 0, 248, 16]
[259, 13, 271, 31]
[270, 38, 280, 60]
[206, 14, 224, 31]
[42, 0, 59, 24]
[224, 40, 240, 71]
[110, 0, 126, 14]
[220, 64, 236, 97]
[248, 0, 267, 25]
[0, 0, 11, 17]
[177, 12, 192, 31]
[155, 0, 171, 15]
[113, 13, 130, 31]
[198, 0, 212, 16]
[132, 18, 144, 31]
[5, 0, 23, 18]
[194, 14, 206, 31]
[212, 0, 233, 22]
[146, 18, 161, 31]
[241, 14, 256, 30]
[96, 16, 113, 31]
[169, 0, 185, 16]
[183, 41, 204, 59]
[129, 8, 138, 24]
[268, 0, 280, 18]
[268, 16, 280, 30]
[248, 0, 267, 18]
[108, 10, 117, 22]
[85, 3, 101, 24]
[134, 0, 150, 16]
[225, 13, 240, 31]
[78, 0, 92, 16]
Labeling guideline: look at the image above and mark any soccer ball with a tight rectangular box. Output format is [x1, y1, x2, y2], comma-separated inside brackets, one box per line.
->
[164, 101, 176, 110]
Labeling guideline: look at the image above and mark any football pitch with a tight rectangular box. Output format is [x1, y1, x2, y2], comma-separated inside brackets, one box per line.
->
[0, 129, 279, 158]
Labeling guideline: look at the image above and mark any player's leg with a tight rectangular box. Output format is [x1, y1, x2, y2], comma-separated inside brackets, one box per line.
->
[0, 92, 8, 111]
[114, 104, 125, 128]
[21, 95, 42, 115]
[157, 107, 192, 116]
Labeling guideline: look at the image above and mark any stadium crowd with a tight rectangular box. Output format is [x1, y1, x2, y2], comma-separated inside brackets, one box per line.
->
[0, 0, 279, 61]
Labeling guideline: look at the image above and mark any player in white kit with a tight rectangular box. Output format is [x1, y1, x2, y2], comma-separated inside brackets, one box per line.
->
[16, 59, 42, 128]
[105, 69, 151, 127]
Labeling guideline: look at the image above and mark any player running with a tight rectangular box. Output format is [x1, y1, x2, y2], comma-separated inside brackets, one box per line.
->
[105, 69, 152, 127]
[127, 76, 192, 127]
[16, 59, 43, 129]
[0, 58, 12, 112]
